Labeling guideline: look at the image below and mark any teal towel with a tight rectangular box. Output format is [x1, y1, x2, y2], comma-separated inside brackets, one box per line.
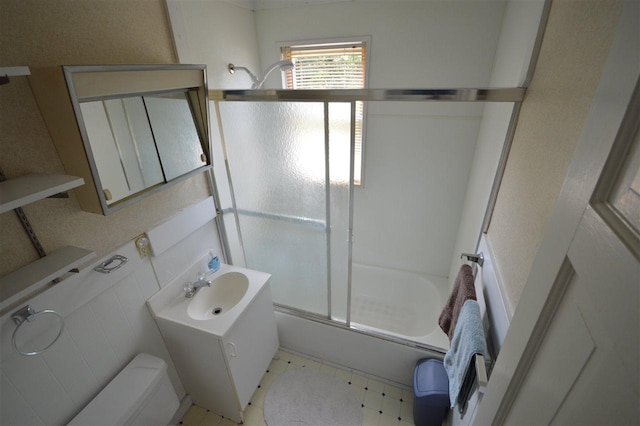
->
[443, 299, 487, 408]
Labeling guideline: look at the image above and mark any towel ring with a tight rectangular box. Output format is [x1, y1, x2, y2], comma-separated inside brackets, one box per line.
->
[11, 305, 65, 356]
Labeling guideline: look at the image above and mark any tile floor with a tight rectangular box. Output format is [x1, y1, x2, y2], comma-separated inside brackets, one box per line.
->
[179, 349, 416, 426]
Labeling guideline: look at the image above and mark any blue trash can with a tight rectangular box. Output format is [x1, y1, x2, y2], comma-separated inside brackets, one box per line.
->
[413, 358, 450, 426]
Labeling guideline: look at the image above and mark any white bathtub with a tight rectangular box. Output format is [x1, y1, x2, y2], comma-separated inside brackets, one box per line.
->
[350, 263, 450, 350]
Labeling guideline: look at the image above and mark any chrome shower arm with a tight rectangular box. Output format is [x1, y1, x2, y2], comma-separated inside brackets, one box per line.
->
[228, 61, 294, 89]
[228, 63, 259, 88]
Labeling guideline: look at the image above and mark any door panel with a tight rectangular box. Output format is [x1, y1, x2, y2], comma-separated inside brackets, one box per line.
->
[568, 207, 640, 374]
[554, 207, 639, 424]
[505, 208, 640, 425]
[503, 278, 595, 425]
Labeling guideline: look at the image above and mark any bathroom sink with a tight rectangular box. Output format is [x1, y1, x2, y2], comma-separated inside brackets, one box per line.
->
[187, 272, 249, 320]
[146, 260, 271, 338]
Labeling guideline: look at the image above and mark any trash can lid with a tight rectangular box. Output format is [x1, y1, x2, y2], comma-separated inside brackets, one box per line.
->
[414, 358, 449, 396]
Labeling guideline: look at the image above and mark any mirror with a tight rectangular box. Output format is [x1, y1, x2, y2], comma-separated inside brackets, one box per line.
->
[79, 90, 207, 206]
[28, 65, 212, 215]
[144, 91, 206, 181]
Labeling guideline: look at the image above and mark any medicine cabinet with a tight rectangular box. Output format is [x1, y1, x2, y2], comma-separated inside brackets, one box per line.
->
[29, 65, 212, 215]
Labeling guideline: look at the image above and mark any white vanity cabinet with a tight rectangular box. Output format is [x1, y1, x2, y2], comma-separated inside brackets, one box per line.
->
[154, 282, 279, 423]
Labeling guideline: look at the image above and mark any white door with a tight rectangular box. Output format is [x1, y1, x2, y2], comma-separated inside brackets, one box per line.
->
[475, 1, 639, 423]
[504, 202, 640, 424]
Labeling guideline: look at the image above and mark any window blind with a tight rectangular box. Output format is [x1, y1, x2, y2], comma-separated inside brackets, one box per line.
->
[282, 42, 366, 89]
[282, 41, 366, 184]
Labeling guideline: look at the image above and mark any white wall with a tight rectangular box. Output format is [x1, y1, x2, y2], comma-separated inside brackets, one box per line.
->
[354, 104, 481, 276]
[447, 0, 547, 293]
[164, 0, 259, 266]
[0, 202, 223, 425]
[254, 1, 506, 88]
[165, 0, 261, 89]
[488, 0, 548, 88]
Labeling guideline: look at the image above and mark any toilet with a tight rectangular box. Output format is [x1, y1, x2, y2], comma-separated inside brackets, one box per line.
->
[68, 353, 179, 425]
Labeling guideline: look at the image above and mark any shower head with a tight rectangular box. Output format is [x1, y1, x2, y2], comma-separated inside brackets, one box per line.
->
[228, 60, 294, 89]
[254, 60, 294, 89]
[267, 60, 295, 72]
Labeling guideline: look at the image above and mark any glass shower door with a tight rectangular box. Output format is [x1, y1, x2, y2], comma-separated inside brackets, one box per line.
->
[217, 102, 330, 316]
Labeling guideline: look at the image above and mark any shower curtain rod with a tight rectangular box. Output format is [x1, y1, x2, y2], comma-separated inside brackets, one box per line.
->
[209, 87, 525, 103]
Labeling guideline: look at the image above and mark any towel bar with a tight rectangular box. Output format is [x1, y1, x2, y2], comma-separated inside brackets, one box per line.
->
[461, 252, 484, 267]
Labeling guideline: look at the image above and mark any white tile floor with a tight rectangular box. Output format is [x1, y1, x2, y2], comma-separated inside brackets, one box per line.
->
[179, 349, 416, 426]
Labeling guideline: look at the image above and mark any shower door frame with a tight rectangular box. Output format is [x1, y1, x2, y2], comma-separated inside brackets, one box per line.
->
[211, 87, 525, 352]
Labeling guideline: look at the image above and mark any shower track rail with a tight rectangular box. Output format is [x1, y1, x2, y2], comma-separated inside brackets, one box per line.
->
[209, 87, 525, 103]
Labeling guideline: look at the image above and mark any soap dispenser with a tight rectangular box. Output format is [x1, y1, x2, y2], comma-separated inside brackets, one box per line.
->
[207, 249, 220, 273]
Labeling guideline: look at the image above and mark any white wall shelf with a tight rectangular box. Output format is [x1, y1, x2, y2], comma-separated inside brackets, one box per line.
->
[0, 246, 96, 314]
[0, 66, 31, 77]
[0, 67, 30, 85]
[0, 173, 91, 314]
[0, 174, 84, 214]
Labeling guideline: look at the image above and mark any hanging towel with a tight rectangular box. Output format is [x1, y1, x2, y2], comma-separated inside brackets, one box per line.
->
[443, 299, 488, 408]
[439, 264, 476, 340]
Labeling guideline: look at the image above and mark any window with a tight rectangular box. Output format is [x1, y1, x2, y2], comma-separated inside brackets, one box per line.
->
[281, 39, 367, 185]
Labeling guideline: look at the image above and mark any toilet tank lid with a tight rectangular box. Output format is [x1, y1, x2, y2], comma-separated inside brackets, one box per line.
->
[68, 353, 168, 426]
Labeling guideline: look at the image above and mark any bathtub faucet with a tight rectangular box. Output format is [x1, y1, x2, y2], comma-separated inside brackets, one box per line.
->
[184, 278, 212, 298]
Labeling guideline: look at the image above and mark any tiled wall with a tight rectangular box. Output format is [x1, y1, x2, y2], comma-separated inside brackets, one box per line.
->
[148, 199, 223, 288]
[0, 242, 185, 425]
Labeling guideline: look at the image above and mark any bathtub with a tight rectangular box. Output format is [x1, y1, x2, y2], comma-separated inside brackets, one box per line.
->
[350, 263, 450, 350]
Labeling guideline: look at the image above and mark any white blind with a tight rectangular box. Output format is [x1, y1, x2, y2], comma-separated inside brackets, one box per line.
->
[282, 42, 366, 89]
[282, 41, 366, 184]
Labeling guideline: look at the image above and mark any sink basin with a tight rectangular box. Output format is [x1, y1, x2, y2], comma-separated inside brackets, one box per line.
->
[146, 262, 271, 338]
[187, 272, 249, 320]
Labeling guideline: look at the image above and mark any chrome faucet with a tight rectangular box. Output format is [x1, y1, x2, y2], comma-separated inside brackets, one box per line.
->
[184, 278, 212, 298]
